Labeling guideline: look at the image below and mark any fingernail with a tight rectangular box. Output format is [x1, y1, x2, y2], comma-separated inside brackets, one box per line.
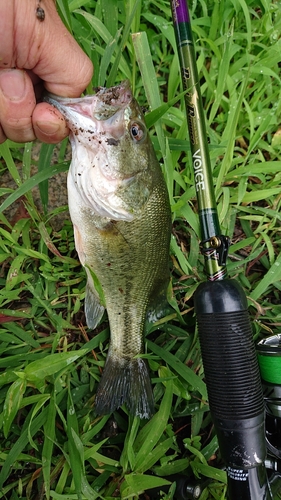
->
[0, 69, 27, 101]
[36, 120, 61, 135]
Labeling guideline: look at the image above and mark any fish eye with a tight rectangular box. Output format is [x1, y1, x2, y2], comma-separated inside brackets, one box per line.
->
[130, 121, 146, 143]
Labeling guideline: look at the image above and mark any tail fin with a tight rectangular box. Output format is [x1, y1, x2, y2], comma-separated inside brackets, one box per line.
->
[95, 353, 154, 419]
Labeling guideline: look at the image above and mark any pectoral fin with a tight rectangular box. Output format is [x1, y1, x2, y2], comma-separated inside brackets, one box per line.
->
[85, 280, 105, 329]
[84, 267, 105, 329]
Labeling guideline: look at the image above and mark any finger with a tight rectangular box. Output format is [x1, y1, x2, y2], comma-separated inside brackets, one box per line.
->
[38, 3, 93, 97]
[32, 102, 69, 143]
[15, 0, 93, 98]
[0, 69, 36, 142]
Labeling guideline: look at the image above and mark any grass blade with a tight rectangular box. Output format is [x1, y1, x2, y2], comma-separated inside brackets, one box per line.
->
[132, 31, 165, 154]
[3, 378, 27, 438]
[250, 252, 281, 301]
[133, 380, 173, 471]
[0, 162, 69, 214]
[120, 473, 171, 499]
[38, 143, 55, 214]
[147, 341, 207, 400]
[0, 409, 48, 489]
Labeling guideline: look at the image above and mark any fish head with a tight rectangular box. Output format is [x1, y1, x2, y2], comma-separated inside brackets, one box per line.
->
[45, 81, 156, 220]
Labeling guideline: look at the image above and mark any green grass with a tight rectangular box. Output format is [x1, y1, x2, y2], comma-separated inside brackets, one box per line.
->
[0, 0, 281, 498]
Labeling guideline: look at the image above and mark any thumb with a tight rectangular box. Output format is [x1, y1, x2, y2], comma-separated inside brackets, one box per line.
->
[0, 69, 36, 142]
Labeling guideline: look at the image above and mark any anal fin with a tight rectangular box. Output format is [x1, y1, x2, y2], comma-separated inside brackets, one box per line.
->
[147, 283, 171, 323]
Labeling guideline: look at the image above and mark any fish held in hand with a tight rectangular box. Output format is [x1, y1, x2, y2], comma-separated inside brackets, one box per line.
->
[46, 81, 171, 418]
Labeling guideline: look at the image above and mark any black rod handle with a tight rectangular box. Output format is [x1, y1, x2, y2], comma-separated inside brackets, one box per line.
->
[194, 279, 271, 499]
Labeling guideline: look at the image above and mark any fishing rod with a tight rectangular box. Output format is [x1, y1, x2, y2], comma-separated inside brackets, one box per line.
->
[169, 0, 272, 497]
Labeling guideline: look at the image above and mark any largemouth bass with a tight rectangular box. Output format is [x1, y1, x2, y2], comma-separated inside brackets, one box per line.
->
[46, 81, 171, 418]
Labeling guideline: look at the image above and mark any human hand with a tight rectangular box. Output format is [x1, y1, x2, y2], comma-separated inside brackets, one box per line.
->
[0, 0, 93, 144]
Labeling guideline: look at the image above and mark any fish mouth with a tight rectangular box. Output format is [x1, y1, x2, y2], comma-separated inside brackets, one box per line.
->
[44, 80, 133, 122]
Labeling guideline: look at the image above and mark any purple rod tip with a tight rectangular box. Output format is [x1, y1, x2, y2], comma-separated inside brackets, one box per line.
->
[171, 0, 190, 23]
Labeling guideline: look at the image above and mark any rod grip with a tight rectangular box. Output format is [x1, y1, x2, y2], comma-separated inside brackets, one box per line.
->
[194, 279, 266, 468]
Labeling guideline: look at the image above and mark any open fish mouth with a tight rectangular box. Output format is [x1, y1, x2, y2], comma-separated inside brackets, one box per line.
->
[44, 80, 133, 122]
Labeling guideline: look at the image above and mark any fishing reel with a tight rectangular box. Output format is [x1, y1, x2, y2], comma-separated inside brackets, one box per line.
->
[257, 334, 281, 495]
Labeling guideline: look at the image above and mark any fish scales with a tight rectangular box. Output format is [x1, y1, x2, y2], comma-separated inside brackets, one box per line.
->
[46, 82, 171, 418]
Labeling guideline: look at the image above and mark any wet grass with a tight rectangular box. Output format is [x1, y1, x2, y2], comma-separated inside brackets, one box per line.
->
[0, 0, 281, 498]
